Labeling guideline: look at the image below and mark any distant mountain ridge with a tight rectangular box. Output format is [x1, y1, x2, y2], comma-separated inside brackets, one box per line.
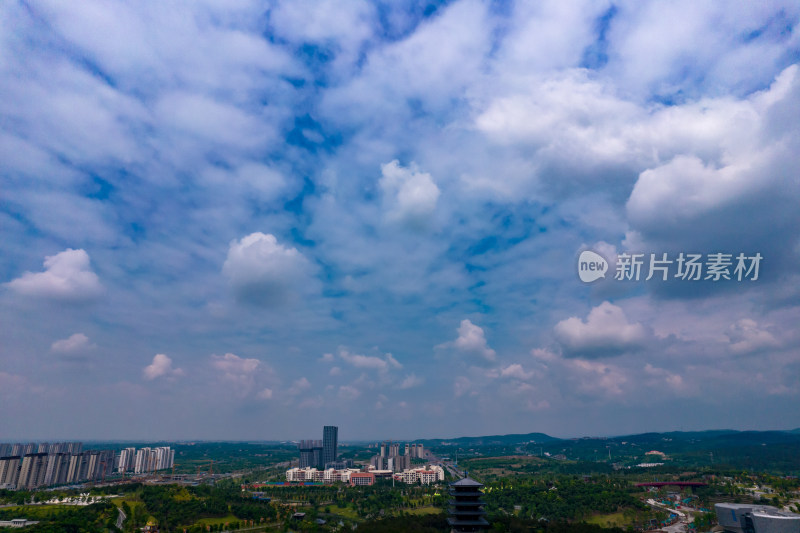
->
[417, 428, 800, 448]
[418, 432, 560, 447]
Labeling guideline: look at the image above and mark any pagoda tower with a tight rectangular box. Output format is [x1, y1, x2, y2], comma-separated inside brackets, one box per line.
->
[448, 476, 488, 532]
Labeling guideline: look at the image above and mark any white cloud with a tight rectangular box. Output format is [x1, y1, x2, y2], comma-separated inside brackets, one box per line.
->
[568, 359, 627, 396]
[726, 319, 780, 354]
[143, 354, 183, 381]
[268, 0, 375, 74]
[338, 384, 361, 400]
[454, 376, 472, 398]
[6, 249, 103, 302]
[320, 352, 335, 363]
[51, 333, 94, 354]
[500, 364, 535, 381]
[257, 388, 273, 400]
[0, 372, 27, 395]
[337, 347, 402, 372]
[298, 395, 324, 409]
[210, 353, 262, 393]
[329, 366, 342, 376]
[222, 232, 316, 307]
[644, 364, 686, 392]
[440, 319, 497, 362]
[287, 377, 311, 395]
[211, 352, 260, 375]
[554, 302, 648, 357]
[398, 373, 424, 389]
[380, 160, 441, 228]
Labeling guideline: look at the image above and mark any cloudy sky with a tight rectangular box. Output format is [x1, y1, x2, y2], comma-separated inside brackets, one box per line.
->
[2, 0, 800, 442]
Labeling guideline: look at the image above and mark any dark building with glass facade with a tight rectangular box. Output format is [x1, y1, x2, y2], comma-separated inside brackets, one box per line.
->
[323, 426, 338, 467]
[448, 477, 488, 532]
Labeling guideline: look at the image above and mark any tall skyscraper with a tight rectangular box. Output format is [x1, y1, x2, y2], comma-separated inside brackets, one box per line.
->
[323, 426, 338, 467]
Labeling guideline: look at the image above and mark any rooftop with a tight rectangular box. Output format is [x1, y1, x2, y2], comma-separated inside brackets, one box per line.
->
[451, 477, 483, 488]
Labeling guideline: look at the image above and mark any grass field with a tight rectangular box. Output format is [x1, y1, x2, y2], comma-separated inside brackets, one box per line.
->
[195, 513, 240, 526]
[0, 504, 73, 519]
[325, 504, 359, 519]
[586, 511, 630, 528]
[406, 506, 444, 516]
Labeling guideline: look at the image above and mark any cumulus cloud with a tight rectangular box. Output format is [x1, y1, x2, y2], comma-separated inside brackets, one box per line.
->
[210, 352, 261, 392]
[499, 363, 535, 381]
[298, 395, 324, 409]
[143, 354, 183, 381]
[0, 372, 27, 395]
[337, 347, 402, 372]
[222, 232, 316, 307]
[398, 373, 424, 389]
[644, 364, 686, 391]
[568, 359, 627, 396]
[338, 384, 361, 400]
[257, 388, 273, 400]
[51, 333, 94, 354]
[726, 318, 780, 354]
[287, 377, 311, 395]
[454, 376, 472, 398]
[379, 160, 441, 228]
[5, 249, 103, 302]
[554, 302, 648, 357]
[439, 319, 497, 362]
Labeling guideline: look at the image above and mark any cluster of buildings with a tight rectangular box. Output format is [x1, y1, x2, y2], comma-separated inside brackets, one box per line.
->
[117, 446, 175, 474]
[290, 428, 440, 487]
[298, 426, 340, 469]
[369, 441, 425, 472]
[0, 442, 176, 490]
[285, 464, 444, 486]
[0, 442, 114, 490]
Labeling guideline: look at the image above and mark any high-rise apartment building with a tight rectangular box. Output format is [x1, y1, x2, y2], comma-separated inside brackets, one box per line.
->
[298, 440, 322, 469]
[118, 448, 136, 473]
[323, 426, 338, 467]
[18, 453, 48, 490]
[0, 456, 21, 489]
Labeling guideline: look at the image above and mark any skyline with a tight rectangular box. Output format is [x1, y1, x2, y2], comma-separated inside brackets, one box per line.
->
[2, 0, 800, 441]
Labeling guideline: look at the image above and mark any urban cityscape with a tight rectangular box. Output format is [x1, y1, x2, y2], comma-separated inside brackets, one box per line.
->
[1, 426, 799, 532]
[2, 0, 800, 532]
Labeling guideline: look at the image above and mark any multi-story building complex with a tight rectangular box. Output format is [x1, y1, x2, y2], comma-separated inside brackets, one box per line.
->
[298, 440, 323, 469]
[716, 503, 800, 533]
[370, 441, 424, 472]
[349, 473, 375, 486]
[132, 447, 174, 474]
[297, 426, 340, 469]
[286, 467, 363, 484]
[392, 465, 445, 485]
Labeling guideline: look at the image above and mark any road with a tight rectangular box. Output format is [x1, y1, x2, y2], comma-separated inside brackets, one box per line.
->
[646, 499, 688, 533]
[116, 506, 126, 530]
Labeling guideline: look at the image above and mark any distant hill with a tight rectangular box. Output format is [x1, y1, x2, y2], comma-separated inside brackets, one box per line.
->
[417, 432, 560, 447]
[417, 428, 800, 452]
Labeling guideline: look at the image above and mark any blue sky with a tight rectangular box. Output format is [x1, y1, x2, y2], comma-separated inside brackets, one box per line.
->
[2, 0, 800, 441]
